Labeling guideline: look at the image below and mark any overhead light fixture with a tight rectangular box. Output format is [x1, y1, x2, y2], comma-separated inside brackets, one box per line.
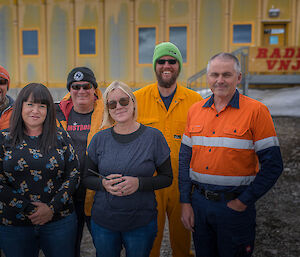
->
[269, 6, 280, 18]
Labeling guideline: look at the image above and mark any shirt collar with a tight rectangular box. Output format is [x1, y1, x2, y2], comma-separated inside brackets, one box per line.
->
[203, 89, 240, 109]
[159, 86, 177, 99]
[152, 83, 186, 101]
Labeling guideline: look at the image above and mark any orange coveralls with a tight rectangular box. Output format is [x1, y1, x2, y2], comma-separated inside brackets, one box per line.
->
[134, 83, 203, 257]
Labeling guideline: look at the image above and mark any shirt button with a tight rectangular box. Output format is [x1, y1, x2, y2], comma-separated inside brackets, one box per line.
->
[206, 166, 208, 170]
[216, 114, 219, 117]
[212, 131, 215, 134]
[234, 129, 237, 133]
[209, 149, 211, 152]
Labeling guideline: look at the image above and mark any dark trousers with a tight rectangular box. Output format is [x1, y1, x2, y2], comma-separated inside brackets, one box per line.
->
[192, 189, 256, 257]
[74, 200, 92, 257]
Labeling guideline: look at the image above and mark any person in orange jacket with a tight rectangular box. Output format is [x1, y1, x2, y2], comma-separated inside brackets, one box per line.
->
[179, 53, 283, 257]
[0, 65, 14, 131]
[134, 42, 203, 257]
[0, 65, 13, 257]
[56, 67, 104, 257]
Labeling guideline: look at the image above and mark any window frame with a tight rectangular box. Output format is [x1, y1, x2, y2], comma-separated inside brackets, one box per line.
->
[136, 25, 158, 66]
[167, 24, 189, 65]
[231, 22, 255, 46]
[77, 27, 97, 56]
[20, 28, 40, 57]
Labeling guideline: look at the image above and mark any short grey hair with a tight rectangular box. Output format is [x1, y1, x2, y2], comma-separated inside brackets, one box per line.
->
[207, 52, 241, 74]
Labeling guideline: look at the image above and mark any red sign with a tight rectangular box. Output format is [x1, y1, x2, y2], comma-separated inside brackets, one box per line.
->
[249, 47, 300, 73]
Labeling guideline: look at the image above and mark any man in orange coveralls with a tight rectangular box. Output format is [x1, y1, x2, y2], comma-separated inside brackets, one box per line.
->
[134, 42, 203, 257]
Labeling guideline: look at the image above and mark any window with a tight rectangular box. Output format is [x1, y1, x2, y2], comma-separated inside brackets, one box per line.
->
[232, 24, 253, 44]
[138, 27, 156, 64]
[22, 30, 38, 55]
[169, 26, 187, 63]
[269, 36, 279, 45]
[78, 28, 96, 55]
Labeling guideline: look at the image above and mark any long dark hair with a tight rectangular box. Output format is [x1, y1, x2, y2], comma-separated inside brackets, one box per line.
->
[10, 83, 57, 153]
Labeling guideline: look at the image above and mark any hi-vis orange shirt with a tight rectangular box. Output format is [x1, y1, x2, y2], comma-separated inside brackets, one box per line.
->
[179, 90, 283, 205]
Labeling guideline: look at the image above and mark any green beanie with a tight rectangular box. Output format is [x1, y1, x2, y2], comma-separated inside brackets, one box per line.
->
[153, 42, 183, 72]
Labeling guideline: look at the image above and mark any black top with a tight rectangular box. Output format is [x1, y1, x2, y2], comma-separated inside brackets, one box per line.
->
[67, 107, 93, 201]
[0, 128, 80, 226]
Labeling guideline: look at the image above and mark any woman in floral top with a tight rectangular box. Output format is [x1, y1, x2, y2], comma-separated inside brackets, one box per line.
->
[0, 83, 79, 257]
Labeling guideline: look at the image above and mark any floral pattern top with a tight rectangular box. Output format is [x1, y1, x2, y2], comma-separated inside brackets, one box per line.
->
[0, 128, 79, 226]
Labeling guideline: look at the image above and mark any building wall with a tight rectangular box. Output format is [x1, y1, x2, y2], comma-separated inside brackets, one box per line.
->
[0, 0, 299, 89]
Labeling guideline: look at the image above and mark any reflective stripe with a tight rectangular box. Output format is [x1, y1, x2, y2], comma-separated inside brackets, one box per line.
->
[191, 136, 254, 150]
[182, 134, 192, 147]
[254, 136, 279, 152]
[190, 168, 255, 186]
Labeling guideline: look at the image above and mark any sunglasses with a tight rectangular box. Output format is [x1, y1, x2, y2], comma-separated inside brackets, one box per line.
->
[157, 59, 177, 65]
[107, 97, 130, 109]
[0, 78, 8, 85]
[71, 83, 93, 90]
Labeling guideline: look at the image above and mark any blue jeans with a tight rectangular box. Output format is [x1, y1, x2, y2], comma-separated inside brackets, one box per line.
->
[91, 218, 157, 257]
[192, 189, 256, 257]
[0, 212, 77, 257]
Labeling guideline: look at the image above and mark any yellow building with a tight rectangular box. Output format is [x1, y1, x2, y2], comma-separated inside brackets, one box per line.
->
[0, 0, 299, 90]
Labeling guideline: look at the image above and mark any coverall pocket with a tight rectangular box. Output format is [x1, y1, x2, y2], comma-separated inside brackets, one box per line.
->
[188, 124, 204, 134]
[139, 118, 159, 126]
[172, 120, 186, 140]
[224, 126, 249, 137]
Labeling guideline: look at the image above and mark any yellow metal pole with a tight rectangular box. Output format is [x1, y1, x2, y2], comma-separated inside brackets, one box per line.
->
[129, 0, 136, 88]
[257, 0, 262, 46]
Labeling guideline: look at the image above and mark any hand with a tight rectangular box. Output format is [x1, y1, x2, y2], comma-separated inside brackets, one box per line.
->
[102, 174, 124, 195]
[181, 203, 194, 232]
[227, 198, 247, 212]
[28, 202, 54, 225]
[115, 176, 139, 197]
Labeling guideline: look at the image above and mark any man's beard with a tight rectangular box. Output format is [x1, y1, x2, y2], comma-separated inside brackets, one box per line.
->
[156, 70, 179, 88]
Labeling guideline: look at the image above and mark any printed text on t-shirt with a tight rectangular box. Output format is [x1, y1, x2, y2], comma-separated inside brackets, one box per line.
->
[67, 123, 91, 131]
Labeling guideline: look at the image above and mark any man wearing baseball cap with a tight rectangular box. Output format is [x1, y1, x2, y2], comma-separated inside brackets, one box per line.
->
[134, 42, 203, 257]
[56, 67, 104, 257]
[0, 65, 14, 131]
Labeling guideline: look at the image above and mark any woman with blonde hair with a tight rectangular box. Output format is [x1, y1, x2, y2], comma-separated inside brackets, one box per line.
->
[83, 81, 172, 257]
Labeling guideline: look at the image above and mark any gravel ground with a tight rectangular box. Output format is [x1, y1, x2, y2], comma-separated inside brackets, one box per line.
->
[2, 116, 298, 257]
[253, 117, 300, 257]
